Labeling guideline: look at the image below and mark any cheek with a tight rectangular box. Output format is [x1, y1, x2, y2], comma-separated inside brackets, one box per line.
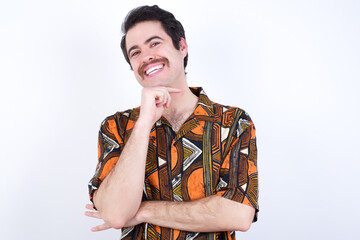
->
[130, 61, 137, 70]
[134, 74, 143, 85]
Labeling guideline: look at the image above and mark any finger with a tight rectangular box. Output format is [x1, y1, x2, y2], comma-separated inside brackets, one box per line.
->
[85, 204, 95, 210]
[155, 90, 169, 105]
[91, 223, 112, 232]
[85, 211, 102, 219]
[163, 91, 169, 106]
[156, 102, 166, 108]
[154, 92, 164, 103]
[165, 91, 171, 108]
[163, 87, 182, 93]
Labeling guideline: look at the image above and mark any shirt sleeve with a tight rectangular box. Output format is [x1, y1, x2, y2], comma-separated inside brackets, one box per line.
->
[215, 111, 259, 222]
[88, 115, 125, 206]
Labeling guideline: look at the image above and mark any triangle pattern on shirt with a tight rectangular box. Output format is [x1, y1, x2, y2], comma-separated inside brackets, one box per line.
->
[158, 157, 166, 167]
[182, 137, 202, 171]
[221, 126, 230, 142]
[240, 148, 249, 155]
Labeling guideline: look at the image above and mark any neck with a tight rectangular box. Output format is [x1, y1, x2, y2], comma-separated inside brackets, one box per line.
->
[163, 81, 198, 117]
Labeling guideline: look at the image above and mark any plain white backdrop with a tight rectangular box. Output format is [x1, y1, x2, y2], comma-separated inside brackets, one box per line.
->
[1, 0, 359, 239]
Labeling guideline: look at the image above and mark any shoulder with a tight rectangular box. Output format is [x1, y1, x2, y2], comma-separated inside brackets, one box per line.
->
[212, 102, 255, 126]
[99, 107, 140, 133]
[101, 107, 140, 123]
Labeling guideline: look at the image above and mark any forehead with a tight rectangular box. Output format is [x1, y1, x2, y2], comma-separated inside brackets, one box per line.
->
[125, 21, 168, 50]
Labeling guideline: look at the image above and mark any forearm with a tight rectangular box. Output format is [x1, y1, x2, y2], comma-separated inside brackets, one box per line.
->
[138, 195, 255, 232]
[94, 120, 152, 228]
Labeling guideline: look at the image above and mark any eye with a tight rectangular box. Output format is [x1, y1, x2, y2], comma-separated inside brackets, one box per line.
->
[151, 42, 160, 47]
[130, 51, 140, 58]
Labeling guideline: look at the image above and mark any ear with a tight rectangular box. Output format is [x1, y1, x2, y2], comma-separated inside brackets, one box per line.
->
[179, 37, 188, 57]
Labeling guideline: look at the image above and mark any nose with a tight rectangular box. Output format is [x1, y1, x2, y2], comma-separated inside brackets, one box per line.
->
[142, 49, 155, 63]
[143, 55, 154, 64]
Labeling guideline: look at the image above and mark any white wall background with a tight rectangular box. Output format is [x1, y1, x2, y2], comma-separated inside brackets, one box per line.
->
[1, 0, 359, 239]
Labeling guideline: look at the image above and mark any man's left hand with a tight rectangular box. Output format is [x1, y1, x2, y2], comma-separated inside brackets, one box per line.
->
[85, 204, 143, 232]
[85, 204, 112, 232]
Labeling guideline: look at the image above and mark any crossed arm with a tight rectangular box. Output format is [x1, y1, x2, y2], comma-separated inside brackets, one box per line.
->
[86, 195, 255, 232]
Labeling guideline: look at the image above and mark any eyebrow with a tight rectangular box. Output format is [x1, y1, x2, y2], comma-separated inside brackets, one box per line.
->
[127, 36, 165, 56]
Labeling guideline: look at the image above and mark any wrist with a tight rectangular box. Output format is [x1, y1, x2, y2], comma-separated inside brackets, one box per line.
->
[134, 118, 154, 132]
[136, 201, 152, 223]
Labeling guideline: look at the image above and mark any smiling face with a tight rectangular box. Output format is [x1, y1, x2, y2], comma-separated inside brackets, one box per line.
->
[125, 21, 188, 88]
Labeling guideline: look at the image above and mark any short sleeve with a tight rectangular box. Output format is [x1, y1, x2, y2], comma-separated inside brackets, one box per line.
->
[88, 116, 125, 205]
[215, 112, 259, 222]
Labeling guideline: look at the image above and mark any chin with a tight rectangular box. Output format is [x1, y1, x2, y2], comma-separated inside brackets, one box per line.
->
[141, 78, 170, 88]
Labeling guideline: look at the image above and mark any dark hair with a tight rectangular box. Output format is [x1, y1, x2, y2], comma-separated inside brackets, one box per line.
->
[120, 5, 188, 69]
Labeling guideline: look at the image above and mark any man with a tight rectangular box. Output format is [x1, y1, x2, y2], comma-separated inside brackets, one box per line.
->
[86, 5, 258, 239]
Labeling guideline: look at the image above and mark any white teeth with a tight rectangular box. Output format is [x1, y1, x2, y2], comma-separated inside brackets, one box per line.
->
[146, 64, 163, 76]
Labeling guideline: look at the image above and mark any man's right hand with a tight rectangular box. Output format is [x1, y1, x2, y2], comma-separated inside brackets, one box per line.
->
[137, 87, 181, 126]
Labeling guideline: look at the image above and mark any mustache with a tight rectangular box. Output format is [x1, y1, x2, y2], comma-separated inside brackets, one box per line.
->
[138, 57, 170, 78]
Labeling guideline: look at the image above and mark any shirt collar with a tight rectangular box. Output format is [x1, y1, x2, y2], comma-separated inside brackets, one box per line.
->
[169, 87, 215, 139]
[150, 87, 215, 138]
[189, 87, 215, 120]
[157, 87, 215, 125]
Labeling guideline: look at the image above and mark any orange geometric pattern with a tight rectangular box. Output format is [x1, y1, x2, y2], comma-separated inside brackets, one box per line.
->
[88, 87, 258, 240]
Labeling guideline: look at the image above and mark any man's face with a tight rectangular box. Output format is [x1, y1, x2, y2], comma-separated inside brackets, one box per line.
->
[125, 20, 188, 88]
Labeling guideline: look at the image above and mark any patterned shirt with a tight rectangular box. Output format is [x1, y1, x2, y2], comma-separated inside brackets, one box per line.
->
[88, 87, 258, 240]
